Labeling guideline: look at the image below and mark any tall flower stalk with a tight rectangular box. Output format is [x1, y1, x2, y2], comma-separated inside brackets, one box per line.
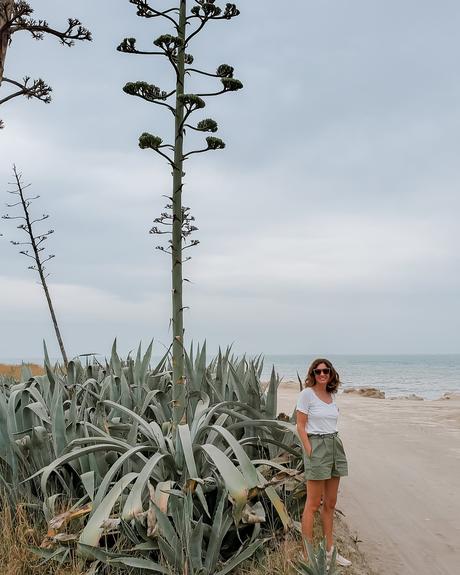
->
[2, 166, 68, 366]
[120, 0, 242, 425]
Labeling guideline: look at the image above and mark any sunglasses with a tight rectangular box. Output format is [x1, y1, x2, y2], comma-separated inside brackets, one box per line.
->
[313, 368, 331, 376]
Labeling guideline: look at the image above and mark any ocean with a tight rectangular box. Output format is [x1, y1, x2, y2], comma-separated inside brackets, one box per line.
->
[2, 354, 459, 400]
[262, 354, 460, 399]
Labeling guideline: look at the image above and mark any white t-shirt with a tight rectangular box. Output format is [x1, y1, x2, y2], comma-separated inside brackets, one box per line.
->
[296, 387, 339, 434]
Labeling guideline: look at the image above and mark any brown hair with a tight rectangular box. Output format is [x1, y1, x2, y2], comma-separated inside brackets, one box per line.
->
[305, 358, 340, 393]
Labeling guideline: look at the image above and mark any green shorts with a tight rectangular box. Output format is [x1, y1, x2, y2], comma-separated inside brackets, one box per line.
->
[303, 433, 348, 480]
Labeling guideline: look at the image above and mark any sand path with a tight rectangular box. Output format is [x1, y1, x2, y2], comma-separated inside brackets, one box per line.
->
[277, 384, 460, 575]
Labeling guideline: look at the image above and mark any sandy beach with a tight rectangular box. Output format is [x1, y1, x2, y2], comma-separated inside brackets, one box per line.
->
[277, 383, 460, 575]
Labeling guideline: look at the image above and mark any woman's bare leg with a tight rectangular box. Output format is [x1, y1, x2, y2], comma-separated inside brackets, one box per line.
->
[321, 476, 340, 551]
[302, 479, 324, 550]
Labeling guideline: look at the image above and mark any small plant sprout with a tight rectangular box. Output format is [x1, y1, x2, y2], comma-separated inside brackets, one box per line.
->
[293, 540, 338, 575]
[2, 165, 68, 366]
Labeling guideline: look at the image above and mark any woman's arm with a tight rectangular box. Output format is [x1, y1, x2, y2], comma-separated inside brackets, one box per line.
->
[296, 410, 312, 456]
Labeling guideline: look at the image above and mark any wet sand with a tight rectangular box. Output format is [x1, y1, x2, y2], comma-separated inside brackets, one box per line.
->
[277, 383, 460, 575]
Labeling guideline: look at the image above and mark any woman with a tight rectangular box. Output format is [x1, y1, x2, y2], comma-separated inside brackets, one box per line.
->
[296, 358, 351, 567]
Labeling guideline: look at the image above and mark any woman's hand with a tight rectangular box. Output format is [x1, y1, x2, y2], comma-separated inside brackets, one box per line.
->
[296, 410, 312, 457]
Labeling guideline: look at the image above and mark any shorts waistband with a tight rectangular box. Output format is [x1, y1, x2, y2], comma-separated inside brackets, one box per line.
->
[307, 432, 339, 439]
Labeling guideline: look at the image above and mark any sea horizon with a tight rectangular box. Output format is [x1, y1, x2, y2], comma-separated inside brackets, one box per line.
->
[2, 352, 459, 400]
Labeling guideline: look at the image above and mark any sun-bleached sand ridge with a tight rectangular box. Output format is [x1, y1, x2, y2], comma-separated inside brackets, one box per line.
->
[277, 381, 460, 575]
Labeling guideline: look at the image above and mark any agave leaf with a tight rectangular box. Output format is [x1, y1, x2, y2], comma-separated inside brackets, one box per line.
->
[119, 370, 132, 411]
[155, 480, 173, 512]
[264, 366, 279, 418]
[138, 339, 153, 388]
[200, 401, 258, 430]
[228, 418, 297, 435]
[188, 341, 207, 397]
[8, 389, 24, 434]
[21, 385, 48, 408]
[200, 444, 249, 523]
[215, 538, 267, 575]
[133, 541, 158, 551]
[67, 360, 76, 389]
[189, 516, 204, 571]
[205, 413, 229, 444]
[43, 359, 57, 399]
[110, 339, 122, 377]
[206, 425, 262, 488]
[29, 444, 125, 501]
[0, 392, 15, 466]
[205, 370, 224, 403]
[78, 543, 167, 571]
[108, 556, 170, 573]
[242, 501, 266, 524]
[102, 400, 156, 442]
[245, 362, 261, 412]
[68, 393, 78, 439]
[157, 535, 178, 569]
[252, 459, 298, 475]
[240, 436, 302, 458]
[189, 393, 210, 440]
[150, 347, 172, 382]
[43, 339, 51, 369]
[264, 485, 292, 530]
[79, 472, 138, 549]
[228, 362, 248, 404]
[178, 424, 210, 516]
[121, 452, 169, 519]
[153, 505, 181, 566]
[80, 471, 95, 501]
[51, 383, 67, 456]
[139, 389, 167, 420]
[30, 545, 69, 561]
[127, 419, 139, 446]
[204, 489, 230, 573]
[65, 435, 134, 453]
[92, 444, 149, 512]
[148, 420, 168, 451]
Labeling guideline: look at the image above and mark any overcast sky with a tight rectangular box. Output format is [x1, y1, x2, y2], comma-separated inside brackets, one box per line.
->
[1, 0, 459, 360]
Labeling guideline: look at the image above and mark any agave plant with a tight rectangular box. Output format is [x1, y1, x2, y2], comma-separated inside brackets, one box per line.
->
[0, 341, 304, 573]
[292, 540, 337, 575]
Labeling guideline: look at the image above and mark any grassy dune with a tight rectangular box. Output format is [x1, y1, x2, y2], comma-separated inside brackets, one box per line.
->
[0, 363, 45, 379]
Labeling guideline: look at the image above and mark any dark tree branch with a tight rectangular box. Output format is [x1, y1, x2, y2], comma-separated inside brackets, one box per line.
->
[11, 19, 92, 44]
[0, 1, 91, 128]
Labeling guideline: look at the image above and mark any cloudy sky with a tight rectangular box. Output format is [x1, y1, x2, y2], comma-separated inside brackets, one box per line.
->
[1, 0, 459, 360]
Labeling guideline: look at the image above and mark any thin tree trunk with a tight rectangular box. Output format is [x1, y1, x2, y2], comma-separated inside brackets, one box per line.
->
[171, 0, 187, 426]
[0, 0, 13, 85]
[13, 167, 69, 368]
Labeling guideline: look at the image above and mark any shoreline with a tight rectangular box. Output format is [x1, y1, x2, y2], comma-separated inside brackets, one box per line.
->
[277, 378, 460, 402]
